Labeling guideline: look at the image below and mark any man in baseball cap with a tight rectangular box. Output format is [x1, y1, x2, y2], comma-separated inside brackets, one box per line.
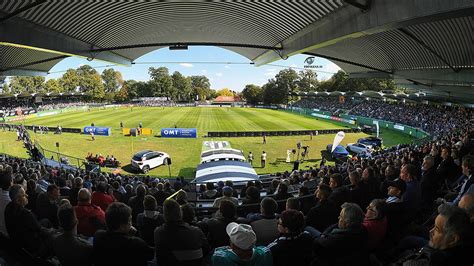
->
[212, 222, 273, 265]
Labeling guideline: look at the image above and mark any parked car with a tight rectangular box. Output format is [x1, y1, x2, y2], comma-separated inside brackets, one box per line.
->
[358, 137, 383, 148]
[347, 143, 373, 154]
[131, 150, 170, 173]
[326, 144, 350, 159]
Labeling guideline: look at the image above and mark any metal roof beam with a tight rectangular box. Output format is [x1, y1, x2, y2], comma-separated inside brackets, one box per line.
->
[0, 15, 132, 66]
[254, 0, 474, 66]
[0, 0, 46, 22]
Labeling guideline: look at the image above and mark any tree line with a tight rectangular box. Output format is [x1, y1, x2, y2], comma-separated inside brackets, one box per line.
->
[1, 65, 398, 104]
[242, 69, 399, 105]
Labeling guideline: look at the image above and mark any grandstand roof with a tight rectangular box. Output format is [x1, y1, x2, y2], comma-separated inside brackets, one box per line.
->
[1, 0, 473, 103]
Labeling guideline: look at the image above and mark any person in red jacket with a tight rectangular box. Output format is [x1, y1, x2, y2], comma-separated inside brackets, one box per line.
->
[91, 182, 115, 212]
[75, 188, 105, 237]
[362, 198, 388, 251]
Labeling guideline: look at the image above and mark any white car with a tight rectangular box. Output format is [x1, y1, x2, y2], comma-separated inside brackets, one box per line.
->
[346, 143, 373, 154]
[131, 150, 170, 173]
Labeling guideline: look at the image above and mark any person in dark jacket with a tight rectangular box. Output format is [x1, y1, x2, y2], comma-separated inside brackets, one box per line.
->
[305, 184, 339, 234]
[348, 171, 370, 210]
[5, 185, 52, 257]
[198, 200, 237, 249]
[312, 202, 369, 266]
[137, 195, 164, 246]
[267, 209, 313, 266]
[93, 202, 154, 266]
[35, 184, 60, 227]
[420, 155, 439, 215]
[128, 184, 146, 227]
[155, 199, 209, 266]
[395, 204, 473, 266]
[328, 173, 349, 210]
[153, 182, 170, 206]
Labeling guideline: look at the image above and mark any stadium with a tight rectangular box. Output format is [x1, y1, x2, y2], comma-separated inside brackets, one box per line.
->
[0, 1, 473, 266]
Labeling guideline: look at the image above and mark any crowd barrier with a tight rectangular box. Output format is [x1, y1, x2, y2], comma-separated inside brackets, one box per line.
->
[0, 123, 82, 134]
[207, 128, 359, 138]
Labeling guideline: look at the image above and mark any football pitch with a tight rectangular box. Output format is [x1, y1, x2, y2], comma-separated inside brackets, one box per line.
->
[0, 107, 412, 178]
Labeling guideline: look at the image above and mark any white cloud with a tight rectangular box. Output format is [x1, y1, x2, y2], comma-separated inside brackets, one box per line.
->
[215, 72, 223, 77]
[324, 62, 341, 74]
[266, 68, 276, 72]
[290, 64, 298, 68]
[264, 72, 276, 77]
[179, 63, 194, 68]
[201, 69, 207, 74]
[224, 65, 230, 69]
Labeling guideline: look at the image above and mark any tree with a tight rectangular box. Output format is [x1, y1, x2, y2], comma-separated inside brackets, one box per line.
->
[101, 68, 124, 93]
[298, 70, 318, 92]
[44, 79, 63, 93]
[9, 76, 33, 94]
[216, 88, 234, 97]
[59, 69, 80, 92]
[242, 84, 262, 105]
[148, 67, 174, 98]
[76, 65, 105, 99]
[190, 75, 212, 101]
[262, 79, 278, 104]
[171, 72, 192, 102]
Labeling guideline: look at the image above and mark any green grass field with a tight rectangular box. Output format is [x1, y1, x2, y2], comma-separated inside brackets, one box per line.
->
[0, 107, 413, 178]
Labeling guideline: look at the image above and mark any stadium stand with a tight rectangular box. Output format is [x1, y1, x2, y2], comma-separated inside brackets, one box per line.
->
[0, 97, 473, 265]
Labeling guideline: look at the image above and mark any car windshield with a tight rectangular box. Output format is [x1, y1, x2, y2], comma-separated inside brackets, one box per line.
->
[334, 146, 346, 152]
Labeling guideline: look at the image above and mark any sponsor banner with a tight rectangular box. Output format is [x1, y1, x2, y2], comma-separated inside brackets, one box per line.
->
[83, 126, 111, 136]
[36, 111, 58, 117]
[310, 113, 356, 125]
[161, 128, 197, 138]
[393, 124, 405, 131]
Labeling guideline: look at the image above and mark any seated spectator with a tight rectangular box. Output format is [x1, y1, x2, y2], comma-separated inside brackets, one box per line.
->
[75, 188, 105, 237]
[181, 203, 198, 226]
[298, 186, 316, 215]
[274, 183, 292, 212]
[5, 184, 51, 257]
[155, 199, 209, 266]
[0, 166, 12, 237]
[396, 204, 473, 265]
[128, 184, 146, 226]
[240, 181, 255, 199]
[213, 186, 238, 208]
[458, 193, 474, 222]
[91, 181, 114, 212]
[267, 210, 313, 266]
[285, 197, 300, 211]
[137, 195, 164, 247]
[35, 184, 60, 227]
[241, 186, 261, 215]
[153, 182, 170, 206]
[250, 197, 279, 246]
[199, 200, 237, 249]
[202, 182, 218, 199]
[25, 179, 38, 213]
[53, 202, 92, 265]
[68, 177, 83, 206]
[93, 202, 153, 265]
[348, 170, 370, 210]
[176, 189, 188, 205]
[400, 164, 421, 209]
[306, 184, 339, 235]
[312, 202, 368, 266]
[328, 173, 349, 209]
[212, 222, 272, 266]
[363, 199, 388, 251]
[448, 155, 474, 206]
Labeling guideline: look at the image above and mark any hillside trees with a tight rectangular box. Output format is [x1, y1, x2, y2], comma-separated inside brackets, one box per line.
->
[241, 84, 262, 105]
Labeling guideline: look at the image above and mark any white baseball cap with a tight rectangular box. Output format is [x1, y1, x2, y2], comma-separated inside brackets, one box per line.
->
[226, 222, 256, 250]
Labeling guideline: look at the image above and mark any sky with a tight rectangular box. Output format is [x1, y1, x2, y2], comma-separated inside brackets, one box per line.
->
[47, 46, 341, 92]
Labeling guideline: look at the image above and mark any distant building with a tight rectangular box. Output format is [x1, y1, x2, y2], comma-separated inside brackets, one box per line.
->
[213, 95, 244, 106]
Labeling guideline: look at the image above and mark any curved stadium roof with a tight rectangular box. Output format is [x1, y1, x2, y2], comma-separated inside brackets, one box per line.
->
[0, 0, 473, 103]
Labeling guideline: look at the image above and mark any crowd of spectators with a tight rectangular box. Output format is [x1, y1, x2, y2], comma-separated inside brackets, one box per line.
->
[295, 97, 473, 135]
[0, 98, 473, 265]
